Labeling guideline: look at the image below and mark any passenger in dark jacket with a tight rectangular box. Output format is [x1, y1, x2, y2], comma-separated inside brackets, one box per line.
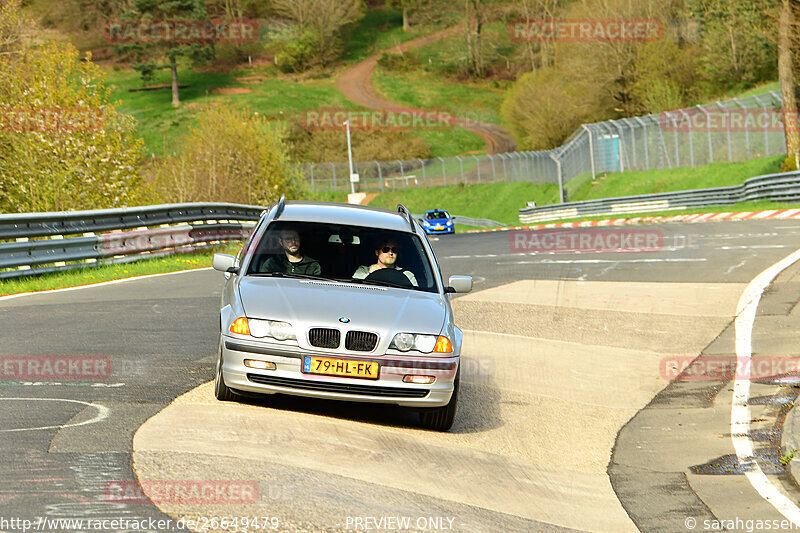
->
[260, 229, 321, 275]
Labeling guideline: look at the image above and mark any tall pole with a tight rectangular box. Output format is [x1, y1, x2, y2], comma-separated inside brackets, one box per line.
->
[550, 153, 564, 203]
[779, 0, 800, 168]
[583, 125, 596, 181]
[345, 120, 355, 194]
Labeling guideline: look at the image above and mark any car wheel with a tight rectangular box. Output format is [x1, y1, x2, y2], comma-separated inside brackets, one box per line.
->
[419, 370, 459, 431]
[214, 337, 237, 402]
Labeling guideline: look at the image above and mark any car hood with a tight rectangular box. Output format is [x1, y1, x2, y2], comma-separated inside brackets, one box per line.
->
[238, 277, 447, 336]
[425, 218, 451, 223]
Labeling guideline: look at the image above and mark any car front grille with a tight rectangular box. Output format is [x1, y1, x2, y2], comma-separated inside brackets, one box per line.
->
[308, 328, 340, 349]
[246, 374, 429, 398]
[345, 331, 378, 352]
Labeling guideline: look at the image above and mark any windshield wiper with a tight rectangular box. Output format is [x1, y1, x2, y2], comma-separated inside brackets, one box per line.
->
[348, 277, 416, 290]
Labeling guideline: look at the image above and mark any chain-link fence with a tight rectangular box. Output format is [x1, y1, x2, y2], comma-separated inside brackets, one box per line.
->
[300, 91, 789, 199]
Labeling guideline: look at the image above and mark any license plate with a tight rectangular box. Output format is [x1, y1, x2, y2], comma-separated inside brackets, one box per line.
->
[303, 356, 379, 380]
[434, 225, 444, 230]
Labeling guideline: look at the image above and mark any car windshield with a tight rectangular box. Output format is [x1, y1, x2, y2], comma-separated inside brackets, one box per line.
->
[243, 221, 439, 293]
[426, 211, 449, 220]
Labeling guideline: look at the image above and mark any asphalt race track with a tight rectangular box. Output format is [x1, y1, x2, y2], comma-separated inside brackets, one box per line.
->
[3, 219, 800, 532]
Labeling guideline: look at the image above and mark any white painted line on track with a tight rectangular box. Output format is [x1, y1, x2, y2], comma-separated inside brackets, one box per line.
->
[0, 267, 213, 302]
[1, 381, 125, 388]
[445, 246, 789, 260]
[461, 329, 538, 341]
[731, 247, 800, 526]
[725, 260, 747, 275]
[0, 398, 109, 432]
[720, 245, 788, 250]
[498, 258, 707, 265]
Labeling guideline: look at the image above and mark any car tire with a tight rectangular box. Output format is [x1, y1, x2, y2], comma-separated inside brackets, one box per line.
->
[214, 337, 237, 402]
[419, 370, 459, 431]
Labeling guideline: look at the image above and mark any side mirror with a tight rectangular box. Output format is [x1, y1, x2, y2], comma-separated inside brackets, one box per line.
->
[445, 275, 472, 294]
[212, 253, 238, 273]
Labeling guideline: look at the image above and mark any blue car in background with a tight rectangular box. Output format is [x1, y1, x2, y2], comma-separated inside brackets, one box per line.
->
[420, 209, 455, 235]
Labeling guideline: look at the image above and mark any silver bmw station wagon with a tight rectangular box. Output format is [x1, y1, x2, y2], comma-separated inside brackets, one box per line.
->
[212, 197, 473, 431]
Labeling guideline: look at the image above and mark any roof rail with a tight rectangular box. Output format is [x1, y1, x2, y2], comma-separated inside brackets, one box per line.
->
[274, 194, 286, 220]
[396, 203, 416, 233]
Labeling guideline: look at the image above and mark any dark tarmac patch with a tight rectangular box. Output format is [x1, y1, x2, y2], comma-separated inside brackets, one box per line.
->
[747, 394, 797, 406]
[690, 450, 787, 475]
[740, 428, 781, 443]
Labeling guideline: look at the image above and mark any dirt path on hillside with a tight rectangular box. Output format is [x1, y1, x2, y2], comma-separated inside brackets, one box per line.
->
[338, 26, 517, 154]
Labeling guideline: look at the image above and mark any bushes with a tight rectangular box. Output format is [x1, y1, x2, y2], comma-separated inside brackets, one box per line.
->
[377, 52, 420, 72]
[285, 123, 432, 163]
[501, 0, 779, 151]
[270, 0, 364, 72]
[274, 30, 324, 73]
[501, 67, 607, 150]
[0, 41, 145, 213]
[153, 104, 307, 205]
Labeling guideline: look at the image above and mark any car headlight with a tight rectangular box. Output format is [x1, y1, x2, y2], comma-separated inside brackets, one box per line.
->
[390, 333, 449, 353]
[233, 318, 296, 341]
[423, 221, 431, 226]
[269, 320, 295, 341]
[445, 220, 453, 226]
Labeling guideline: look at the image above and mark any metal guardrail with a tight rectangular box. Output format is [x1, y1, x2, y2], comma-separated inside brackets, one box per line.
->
[0, 203, 264, 280]
[0, 203, 263, 240]
[518, 171, 800, 224]
[0, 203, 505, 280]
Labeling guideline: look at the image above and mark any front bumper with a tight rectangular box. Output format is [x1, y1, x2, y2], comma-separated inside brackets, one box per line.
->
[423, 225, 454, 235]
[221, 337, 458, 408]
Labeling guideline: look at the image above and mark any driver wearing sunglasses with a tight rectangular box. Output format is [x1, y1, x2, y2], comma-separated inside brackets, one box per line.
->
[352, 239, 418, 286]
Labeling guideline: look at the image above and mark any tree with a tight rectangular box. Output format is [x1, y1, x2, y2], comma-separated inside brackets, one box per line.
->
[0, 42, 144, 213]
[116, 0, 214, 107]
[686, 0, 778, 89]
[272, 0, 363, 70]
[464, 0, 491, 78]
[153, 104, 307, 204]
[500, 0, 700, 147]
[504, 0, 560, 71]
[631, 39, 700, 114]
[388, 0, 426, 32]
[0, 0, 32, 56]
[501, 67, 606, 149]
